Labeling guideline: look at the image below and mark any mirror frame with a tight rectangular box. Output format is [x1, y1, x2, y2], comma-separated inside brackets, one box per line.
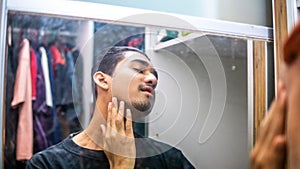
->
[0, 0, 274, 167]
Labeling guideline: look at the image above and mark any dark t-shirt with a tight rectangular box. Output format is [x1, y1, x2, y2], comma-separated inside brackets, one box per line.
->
[26, 133, 195, 169]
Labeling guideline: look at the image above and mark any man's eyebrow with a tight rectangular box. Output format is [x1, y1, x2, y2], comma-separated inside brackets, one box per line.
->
[130, 59, 149, 66]
[130, 59, 158, 79]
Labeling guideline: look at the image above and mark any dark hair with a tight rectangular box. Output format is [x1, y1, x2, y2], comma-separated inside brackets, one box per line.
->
[93, 46, 150, 98]
[97, 46, 150, 75]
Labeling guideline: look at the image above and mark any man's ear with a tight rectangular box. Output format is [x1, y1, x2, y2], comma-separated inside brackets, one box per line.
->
[93, 71, 109, 90]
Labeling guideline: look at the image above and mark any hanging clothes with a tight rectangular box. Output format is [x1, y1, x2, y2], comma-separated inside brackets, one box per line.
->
[46, 48, 62, 144]
[49, 45, 65, 77]
[65, 48, 81, 122]
[53, 46, 82, 138]
[52, 46, 73, 106]
[30, 48, 38, 100]
[32, 48, 48, 153]
[11, 38, 33, 161]
[33, 50, 47, 114]
[72, 48, 83, 118]
[32, 48, 56, 153]
[33, 113, 49, 153]
[5, 16, 84, 167]
[5, 42, 19, 169]
[46, 48, 55, 108]
[40, 46, 53, 107]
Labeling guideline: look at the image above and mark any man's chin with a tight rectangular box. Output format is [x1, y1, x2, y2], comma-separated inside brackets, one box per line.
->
[129, 102, 153, 120]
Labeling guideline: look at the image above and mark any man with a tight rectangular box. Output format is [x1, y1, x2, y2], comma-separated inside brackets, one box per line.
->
[250, 20, 300, 169]
[26, 46, 195, 169]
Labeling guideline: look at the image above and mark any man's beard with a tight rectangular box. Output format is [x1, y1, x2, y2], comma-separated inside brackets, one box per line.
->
[132, 100, 152, 112]
[129, 97, 154, 119]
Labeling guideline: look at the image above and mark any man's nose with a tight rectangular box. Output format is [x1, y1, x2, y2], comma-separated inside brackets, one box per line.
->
[144, 72, 158, 88]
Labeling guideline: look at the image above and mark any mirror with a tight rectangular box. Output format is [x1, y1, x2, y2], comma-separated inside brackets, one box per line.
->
[4, 12, 249, 169]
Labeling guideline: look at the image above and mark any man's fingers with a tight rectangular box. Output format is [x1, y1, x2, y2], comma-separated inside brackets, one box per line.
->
[112, 97, 118, 110]
[269, 89, 287, 134]
[109, 98, 133, 137]
[277, 80, 284, 98]
[116, 101, 125, 133]
[250, 134, 287, 169]
[118, 101, 125, 120]
[273, 135, 286, 153]
[259, 87, 287, 142]
[273, 135, 287, 168]
[268, 81, 285, 118]
[107, 102, 112, 127]
[258, 86, 283, 139]
[125, 109, 133, 137]
[111, 109, 117, 130]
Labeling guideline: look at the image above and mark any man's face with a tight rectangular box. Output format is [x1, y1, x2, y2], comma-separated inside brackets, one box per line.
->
[111, 51, 158, 118]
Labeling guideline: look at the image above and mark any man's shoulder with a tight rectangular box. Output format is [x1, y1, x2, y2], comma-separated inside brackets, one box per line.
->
[26, 138, 70, 168]
[33, 139, 68, 157]
[29, 144, 64, 157]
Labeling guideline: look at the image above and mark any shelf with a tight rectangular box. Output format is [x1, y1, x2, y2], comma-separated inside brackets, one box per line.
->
[153, 32, 247, 60]
[154, 32, 206, 51]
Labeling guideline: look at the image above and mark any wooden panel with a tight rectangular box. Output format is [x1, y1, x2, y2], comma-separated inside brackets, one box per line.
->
[272, 1, 288, 168]
[273, 0, 288, 92]
[253, 40, 266, 143]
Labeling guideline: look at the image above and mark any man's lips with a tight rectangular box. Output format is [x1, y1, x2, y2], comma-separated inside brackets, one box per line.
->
[140, 85, 154, 95]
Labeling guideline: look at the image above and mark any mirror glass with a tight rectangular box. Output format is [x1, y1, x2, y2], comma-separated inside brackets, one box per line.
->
[4, 12, 248, 169]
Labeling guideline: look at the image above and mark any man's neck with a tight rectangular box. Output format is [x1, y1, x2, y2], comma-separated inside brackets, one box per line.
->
[72, 129, 103, 150]
[72, 105, 107, 150]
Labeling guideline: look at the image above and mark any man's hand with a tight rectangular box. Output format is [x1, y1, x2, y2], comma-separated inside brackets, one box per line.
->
[282, 20, 300, 169]
[250, 81, 287, 169]
[101, 97, 136, 169]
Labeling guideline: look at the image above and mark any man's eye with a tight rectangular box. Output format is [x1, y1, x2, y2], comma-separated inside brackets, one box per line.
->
[133, 68, 144, 73]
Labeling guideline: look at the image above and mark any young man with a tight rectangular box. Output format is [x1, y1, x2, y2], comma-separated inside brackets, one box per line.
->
[250, 20, 300, 169]
[26, 47, 195, 169]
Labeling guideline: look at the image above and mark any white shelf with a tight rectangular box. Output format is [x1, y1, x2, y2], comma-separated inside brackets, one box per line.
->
[154, 32, 206, 51]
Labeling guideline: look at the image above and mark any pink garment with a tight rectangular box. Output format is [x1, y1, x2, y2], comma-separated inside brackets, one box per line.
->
[11, 39, 33, 160]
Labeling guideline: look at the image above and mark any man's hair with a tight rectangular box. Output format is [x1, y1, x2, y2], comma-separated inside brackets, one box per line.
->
[97, 46, 150, 75]
[93, 46, 150, 99]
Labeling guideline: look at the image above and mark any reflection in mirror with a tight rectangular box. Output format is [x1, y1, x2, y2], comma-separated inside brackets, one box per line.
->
[5, 12, 149, 169]
[5, 13, 87, 168]
[4, 12, 249, 169]
[148, 33, 248, 168]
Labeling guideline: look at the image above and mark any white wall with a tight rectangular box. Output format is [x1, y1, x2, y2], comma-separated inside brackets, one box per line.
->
[147, 35, 248, 169]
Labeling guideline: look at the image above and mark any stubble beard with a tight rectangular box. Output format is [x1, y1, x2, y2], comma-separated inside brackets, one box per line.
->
[130, 95, 155, 118]
[132, 99, 151, 112]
